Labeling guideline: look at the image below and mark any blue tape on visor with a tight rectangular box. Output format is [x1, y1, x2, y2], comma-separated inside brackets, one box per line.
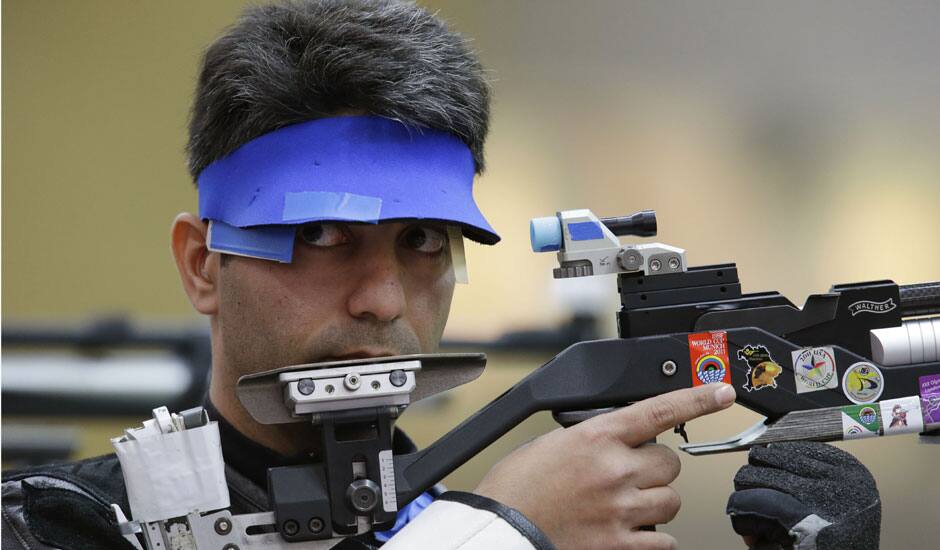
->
[197, 115, 499, 262]
[207, 221, 296, 263]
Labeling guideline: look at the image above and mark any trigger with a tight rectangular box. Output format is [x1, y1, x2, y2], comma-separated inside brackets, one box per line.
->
[674, 423, 689, 444]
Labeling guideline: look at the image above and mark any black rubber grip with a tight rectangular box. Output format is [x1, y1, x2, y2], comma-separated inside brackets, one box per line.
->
[899, 282, 940, 316]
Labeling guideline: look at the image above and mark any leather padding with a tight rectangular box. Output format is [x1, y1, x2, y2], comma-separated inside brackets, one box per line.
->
[22, 480, 135, 550]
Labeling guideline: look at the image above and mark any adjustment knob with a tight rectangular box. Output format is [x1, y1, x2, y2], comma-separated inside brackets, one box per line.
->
[347, 479, 381, 513]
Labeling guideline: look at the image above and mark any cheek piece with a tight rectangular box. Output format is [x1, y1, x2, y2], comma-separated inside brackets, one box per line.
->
[198, 115, 498, 283]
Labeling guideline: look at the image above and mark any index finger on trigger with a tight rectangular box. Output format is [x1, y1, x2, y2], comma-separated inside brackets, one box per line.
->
[610, 383, 736, 447]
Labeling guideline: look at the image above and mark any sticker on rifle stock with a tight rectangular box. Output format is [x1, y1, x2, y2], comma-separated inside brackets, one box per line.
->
[688, 331, 731, 386]
[791, 346, 838, 394]
[841, 404, 881, 439]
[879, 397, 923, 435]
[842, 362, 884, 404]
[920, 374, 940, 428]
[736, 344, 782, 392]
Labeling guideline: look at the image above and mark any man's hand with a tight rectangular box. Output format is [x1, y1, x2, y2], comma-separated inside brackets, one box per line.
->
[474, 383, 737, 550]
[726, 441, 881, 550]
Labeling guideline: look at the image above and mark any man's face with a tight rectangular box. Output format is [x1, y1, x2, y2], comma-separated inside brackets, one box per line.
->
[214, 221, 456, 382]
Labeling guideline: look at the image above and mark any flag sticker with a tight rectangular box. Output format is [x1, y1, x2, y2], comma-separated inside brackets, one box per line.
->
[841, 404, 881, 440]
[920, 374, 940, 428]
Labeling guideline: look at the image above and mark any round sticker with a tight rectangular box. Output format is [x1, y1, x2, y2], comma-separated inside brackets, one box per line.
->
[696, 355, 727, 385]
[841, 362, 884, 404]
[858, 406, 878, 425]
[791, 347, 837, 393]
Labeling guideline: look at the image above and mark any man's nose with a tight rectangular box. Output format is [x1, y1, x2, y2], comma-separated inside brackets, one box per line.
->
[346, 247, 407, 323]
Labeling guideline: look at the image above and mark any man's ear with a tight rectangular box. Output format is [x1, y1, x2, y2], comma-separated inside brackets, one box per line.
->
[171, 213, 220, 315]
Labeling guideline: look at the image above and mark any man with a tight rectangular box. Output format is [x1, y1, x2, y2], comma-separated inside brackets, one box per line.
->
[1, 1, 880, 549]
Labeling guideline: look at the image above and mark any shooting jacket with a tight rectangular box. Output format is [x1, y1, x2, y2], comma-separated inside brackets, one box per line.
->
[1, 404, 553, 550]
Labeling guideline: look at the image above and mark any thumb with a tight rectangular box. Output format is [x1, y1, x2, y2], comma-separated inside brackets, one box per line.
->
[727, 488, 809, 545]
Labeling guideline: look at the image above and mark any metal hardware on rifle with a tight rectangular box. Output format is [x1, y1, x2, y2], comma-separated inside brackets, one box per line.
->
[661, 360, 678, 376]
[237, 354, 486, 542]
[530, 209, 686, 278]
[110, 355, 486, 548]
[673, 424, 689, 444]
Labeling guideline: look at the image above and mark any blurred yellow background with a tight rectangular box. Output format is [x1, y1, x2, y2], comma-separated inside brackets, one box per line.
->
[4, 1, 939, 548]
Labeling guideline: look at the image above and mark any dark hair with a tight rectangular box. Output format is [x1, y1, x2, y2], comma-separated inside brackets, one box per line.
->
[187, 0, 491, 181]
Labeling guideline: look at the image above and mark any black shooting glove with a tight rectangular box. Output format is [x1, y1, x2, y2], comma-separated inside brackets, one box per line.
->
[726, 441, 881, 550]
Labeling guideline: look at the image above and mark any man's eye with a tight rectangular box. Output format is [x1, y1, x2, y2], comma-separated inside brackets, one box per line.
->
[298, 223, 348, 247]
[403, 226, 446, 254]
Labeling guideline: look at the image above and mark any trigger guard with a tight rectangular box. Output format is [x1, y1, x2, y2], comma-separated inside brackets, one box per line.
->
[552, 407, 617, 427]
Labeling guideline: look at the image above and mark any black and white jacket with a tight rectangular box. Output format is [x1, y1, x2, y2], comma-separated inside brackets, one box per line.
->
[1, 413, 553, 550]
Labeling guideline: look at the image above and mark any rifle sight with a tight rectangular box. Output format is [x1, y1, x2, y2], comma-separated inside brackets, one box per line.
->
[530, 209, 683, 279]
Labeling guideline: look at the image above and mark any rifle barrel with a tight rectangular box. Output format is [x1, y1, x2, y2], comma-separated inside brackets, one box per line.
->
[601, 210, 657, 237]
[899, 282, 940, 316]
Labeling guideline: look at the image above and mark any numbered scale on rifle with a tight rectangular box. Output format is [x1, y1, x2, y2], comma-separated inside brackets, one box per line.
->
[110, 209, 940, 549]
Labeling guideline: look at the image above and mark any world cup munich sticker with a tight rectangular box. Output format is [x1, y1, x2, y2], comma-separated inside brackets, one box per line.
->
[841, 404, 881, 439]
[842, 362, 884, 404]
[791, 346, 838, 394]
[879, 396, 923, 435]
[688, 331, 731, 386]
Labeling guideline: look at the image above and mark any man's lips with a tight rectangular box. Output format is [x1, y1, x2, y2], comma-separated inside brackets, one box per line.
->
[317, 350, 397, 362]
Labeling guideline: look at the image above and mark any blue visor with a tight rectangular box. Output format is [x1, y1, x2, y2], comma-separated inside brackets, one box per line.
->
[198, 116, 499, 262]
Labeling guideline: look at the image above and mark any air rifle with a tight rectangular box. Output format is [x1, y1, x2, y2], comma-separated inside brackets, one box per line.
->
[111, 209, 940, 549]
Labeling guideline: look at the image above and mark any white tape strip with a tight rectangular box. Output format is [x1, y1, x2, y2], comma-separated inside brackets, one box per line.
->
[113, 422, 229, 522]
[448, 226, 469, 284]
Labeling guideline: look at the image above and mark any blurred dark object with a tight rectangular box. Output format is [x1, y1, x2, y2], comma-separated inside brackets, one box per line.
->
[2, 316, 212, 416]
[442, 313, 601, 352]
[1, 314, 599, 467]
[1, 426, 78, 466]
[2, 314, 600, 417]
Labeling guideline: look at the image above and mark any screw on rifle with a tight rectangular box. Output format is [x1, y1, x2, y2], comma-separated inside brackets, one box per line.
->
[347, 479, 380, 513]
[618, 249, 643, 271]
[371, 380, 381, 390]
[214, 517, 232, 535]
[308, 517, 325, 534]
[283, 520, 300, 536]
[661, 360, 677, 376]
[325, 384, 335, 394]
[344, 373, 362, 391]
[649, 259, 662, 272]
[297, 378, 316, 396]
[222, 545, 239, 550]
[389, 369, 407, 387]
[668, 256, 680, 270]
